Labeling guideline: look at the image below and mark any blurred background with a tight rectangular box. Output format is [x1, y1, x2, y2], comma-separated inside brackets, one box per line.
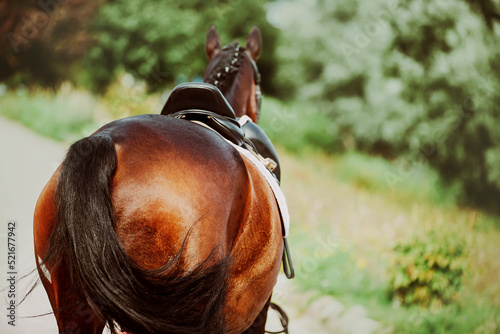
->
[1, 0, 500, 333]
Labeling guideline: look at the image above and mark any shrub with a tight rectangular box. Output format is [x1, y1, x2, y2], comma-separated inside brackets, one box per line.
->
[82, 0, 280, 93]
[389, 229, 467, 309]
[272, 0, 500, 212]
[259, 98, 341, 154]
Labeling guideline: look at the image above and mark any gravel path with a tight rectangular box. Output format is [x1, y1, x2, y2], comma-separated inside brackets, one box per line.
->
[0, 116, 63, 333]
[0, 116, 383, 334]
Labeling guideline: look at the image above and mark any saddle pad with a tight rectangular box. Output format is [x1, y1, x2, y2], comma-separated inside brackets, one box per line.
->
[229, 142, 290, 237]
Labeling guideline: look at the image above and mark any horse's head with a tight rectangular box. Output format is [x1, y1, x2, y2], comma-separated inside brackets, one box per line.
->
[203, 25, 262, 123]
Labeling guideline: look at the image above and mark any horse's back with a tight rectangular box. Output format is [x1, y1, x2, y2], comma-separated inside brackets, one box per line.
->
[99, 114, 248, 269]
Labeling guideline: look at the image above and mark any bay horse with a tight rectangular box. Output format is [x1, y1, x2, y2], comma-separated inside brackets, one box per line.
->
[33, 26, 288, 333]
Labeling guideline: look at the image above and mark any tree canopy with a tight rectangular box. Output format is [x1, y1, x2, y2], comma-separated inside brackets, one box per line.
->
[0, 0, 101, 87]
[0, 0, 279, 93]
[271, 0, 500, 210]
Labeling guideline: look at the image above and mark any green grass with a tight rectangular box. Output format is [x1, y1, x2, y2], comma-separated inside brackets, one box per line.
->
[334, 151, 460, 206]
[278, 147, 500, 334]
[290, 221, 499, 333]
[292, 236, 389, 306]
[287, 215, 500, 334]
[259, 97, 459, 207]
[0, 87, 98, 142]
[391, 302, 500, 334]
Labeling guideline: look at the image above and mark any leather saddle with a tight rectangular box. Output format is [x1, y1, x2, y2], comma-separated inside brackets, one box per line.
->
[161, 82, 281, 181]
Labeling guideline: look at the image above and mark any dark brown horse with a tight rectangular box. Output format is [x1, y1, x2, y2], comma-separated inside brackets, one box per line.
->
[33, 26, 286, 333]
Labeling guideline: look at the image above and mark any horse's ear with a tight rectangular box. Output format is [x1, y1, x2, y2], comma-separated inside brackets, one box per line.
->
[206, 25, 222, 59]
[245, 26, 262, 60]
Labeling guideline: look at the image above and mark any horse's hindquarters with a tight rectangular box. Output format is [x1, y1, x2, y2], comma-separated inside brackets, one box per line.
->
[34, 114, 283, 333]
[223, 146, 284, 333]
[110, 116, 284, 332]
[109, 116, 249, 270]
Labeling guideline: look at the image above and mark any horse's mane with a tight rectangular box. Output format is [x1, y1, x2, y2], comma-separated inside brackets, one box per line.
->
[204, 42, 246, 94]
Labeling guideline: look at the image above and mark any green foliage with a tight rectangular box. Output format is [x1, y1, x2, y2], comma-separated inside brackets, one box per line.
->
[290, 231, 387, 305]
[258, 98, 340, 153]
[271, 0, 500, 212]
[335, 152, 458, 206]
[1, 1, 280, 93]
[393, 302, 500, 334]
[460, 0, 500, 29]
[390, 229, 467, 308]
[374, 0, 500, 212]
[81, 0, 279, 93]
[100, 74, 162, 119]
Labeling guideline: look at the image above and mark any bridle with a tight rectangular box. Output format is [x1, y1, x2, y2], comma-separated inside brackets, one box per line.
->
[245, 50, 263, 119]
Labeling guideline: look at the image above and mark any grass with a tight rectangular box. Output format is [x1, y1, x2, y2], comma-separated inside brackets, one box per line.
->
[2, 86, 499, 333]
[392, 302, 500, 334]
[278, 146, 500, 333]
[0, 85, 99, 143]
[334, 151, 460, 206]
[0, 76, 162, 143]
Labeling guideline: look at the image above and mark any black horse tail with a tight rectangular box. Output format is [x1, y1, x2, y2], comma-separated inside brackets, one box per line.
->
[44, 134, 231, 334]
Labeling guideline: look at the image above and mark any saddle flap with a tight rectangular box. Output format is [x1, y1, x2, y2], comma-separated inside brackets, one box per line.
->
[161, 82, 236, 119]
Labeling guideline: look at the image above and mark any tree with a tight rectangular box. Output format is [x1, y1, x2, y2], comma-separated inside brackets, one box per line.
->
[461, 0, 500, 28]
[0, 0, 101, 87]
[81, 0, 280, 93]
[0, 0, 280, 94]
[372, 0, 500, 210]
[271, 0, 500, 210]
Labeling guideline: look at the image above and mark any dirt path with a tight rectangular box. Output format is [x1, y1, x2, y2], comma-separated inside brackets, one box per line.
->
[0, 116, 382, 334]
[0, 116, 63, 333]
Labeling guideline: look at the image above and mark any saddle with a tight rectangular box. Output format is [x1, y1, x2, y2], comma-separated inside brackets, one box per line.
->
[160, 82, 281, 181]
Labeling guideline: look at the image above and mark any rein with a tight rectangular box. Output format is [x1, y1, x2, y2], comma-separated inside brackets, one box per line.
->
[247, 52, 263, 117]
[266, 303, 290, 334]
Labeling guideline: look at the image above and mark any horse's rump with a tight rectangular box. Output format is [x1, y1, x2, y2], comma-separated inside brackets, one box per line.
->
[34, 114, 283, 333]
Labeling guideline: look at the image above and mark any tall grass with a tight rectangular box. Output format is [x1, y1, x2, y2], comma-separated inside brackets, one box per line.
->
[0, 85, 99, 142]
[280, 145, 500, 333]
